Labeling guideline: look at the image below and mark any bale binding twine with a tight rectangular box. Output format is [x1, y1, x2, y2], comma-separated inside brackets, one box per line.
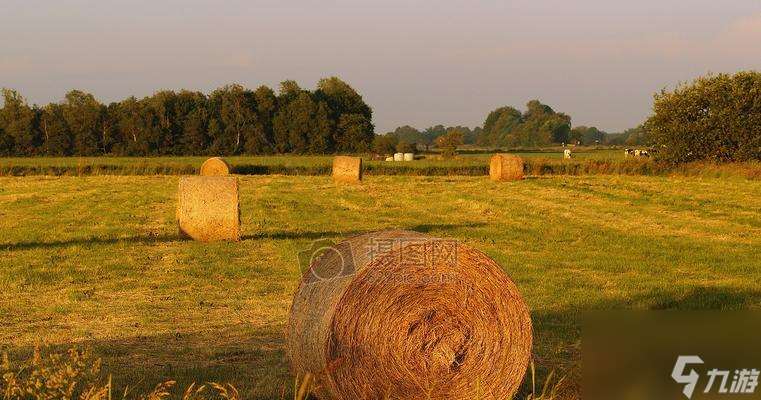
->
[489, 153, 524, 181]
[176, 176, 241, 242]
[287, 230, 532, 399]
[332, 156, 362, 183]
[200, 157, 231, 176]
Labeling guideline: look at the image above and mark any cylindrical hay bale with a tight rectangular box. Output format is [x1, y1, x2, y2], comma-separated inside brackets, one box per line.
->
[489, 153, 524, 181]
[176, 176, 241, 242]
[332, 156, 362, 183]
[403, 152, 415, 161]
[287, 230, 532, 400]
[199, 157, 231, 176]
[393, 152, 404, 161]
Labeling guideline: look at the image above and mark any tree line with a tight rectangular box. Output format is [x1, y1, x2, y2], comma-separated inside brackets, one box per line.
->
[375, 100, 649, 152]
[645, 71, 761, 163]
[0, 77, 374, 156]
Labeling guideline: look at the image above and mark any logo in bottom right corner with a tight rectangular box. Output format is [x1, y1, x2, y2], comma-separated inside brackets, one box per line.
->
[672, 355, 759, 399]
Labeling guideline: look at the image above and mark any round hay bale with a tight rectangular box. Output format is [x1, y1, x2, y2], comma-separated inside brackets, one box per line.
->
[332, 156, 362, 183]
[199, 157, 231, 176]
[176, 176, 241, 242]
[287, 230, 532, 400]
[393, 152, 404, 161]
[489, 153, 524, 181]
[403, 152, 415, 161]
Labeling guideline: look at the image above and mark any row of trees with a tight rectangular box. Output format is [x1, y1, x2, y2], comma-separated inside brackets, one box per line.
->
[477, 100, 571, 147]
[0, 77, 374, 156]
[375, 101, 645, 152]
[645, 71, 761, 163]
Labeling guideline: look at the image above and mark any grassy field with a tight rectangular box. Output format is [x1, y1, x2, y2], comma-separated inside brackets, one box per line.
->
[1, 173, 760, 398]
[0, 149, 627, 177]
[2, 151, 759, 181]
[0, 149, 624, 168]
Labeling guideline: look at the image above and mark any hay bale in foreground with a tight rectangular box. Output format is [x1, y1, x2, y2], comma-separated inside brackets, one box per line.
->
[489, 153, 524, 181]
[199, 157, 231, 176]
[332, 156, 362, 183]
[176, 176, 240, 242]
[287, 230, 532, 400]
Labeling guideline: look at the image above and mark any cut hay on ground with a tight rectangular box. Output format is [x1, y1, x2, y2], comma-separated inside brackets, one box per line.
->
[332, 156, 362, 183]
[490, 154, 524, 181]
[199, 157, 231, 176]
[287, 230, 532, 400]
[176, 176, 240, 242]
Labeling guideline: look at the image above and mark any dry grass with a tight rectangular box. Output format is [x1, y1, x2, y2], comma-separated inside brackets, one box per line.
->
[0, 174, 759, 398]
[0, 347, 241, 400]
[0, 154, 759, 180]
[1, 348, 567, 400]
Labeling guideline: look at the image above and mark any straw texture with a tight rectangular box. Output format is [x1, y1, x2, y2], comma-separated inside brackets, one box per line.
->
[332, 156, 362, 183]
[176, 176, 240, 242]
[489, 154, 524, 181]
[200, 157, 231, 176]
[287, 230, 532, 399]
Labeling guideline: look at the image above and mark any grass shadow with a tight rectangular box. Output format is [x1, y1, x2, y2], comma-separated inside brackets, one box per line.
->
[1, 324, 291, 400]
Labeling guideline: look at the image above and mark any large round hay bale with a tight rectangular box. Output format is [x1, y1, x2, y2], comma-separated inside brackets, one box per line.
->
[287, 230, 532, 400]
[403, 152, 415, 161]
[489, 153, 524, 181]
[332, 156, 362, 183]
[199, 157, 231, 176]
[176, 176, 241, 242]
[393, 152, 404, 161]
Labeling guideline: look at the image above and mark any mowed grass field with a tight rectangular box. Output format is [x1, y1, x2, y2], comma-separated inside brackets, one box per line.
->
[1, 172, 760, 398]
[0, 149, 627, 178]
[0, 149, 623, 168]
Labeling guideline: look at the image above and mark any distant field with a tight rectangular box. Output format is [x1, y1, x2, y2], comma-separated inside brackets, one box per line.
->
[0, 148, 624, 168]
[0, 149, 630, 177]
[2, 150, 759, 181]
[1, 174, 759, 398]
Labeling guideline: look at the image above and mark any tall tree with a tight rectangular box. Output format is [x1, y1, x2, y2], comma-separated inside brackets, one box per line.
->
[0, 89, 37, 155]
[273, 92, 323, 154]
[646, 71, 761, 163]
[209, 84, 258, 155]
[335, 113, 372, 152]
[61, 90, 103, 155]
[39, 103, 71, 155]
[251, 85, 277, 154]
[316, 77, 372, 120]
[175, 90, 208, 154]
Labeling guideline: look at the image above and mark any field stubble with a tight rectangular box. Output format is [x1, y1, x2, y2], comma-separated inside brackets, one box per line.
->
[0, 173, 760, 398]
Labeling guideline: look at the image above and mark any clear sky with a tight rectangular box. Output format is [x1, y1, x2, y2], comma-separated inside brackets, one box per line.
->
[1, 0, 760, 133]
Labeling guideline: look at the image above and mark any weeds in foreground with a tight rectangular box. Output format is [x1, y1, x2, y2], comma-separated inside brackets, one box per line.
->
[2, 347, 566, 400]
[525, 362, 566, 400]
[0, 347, 240, 400]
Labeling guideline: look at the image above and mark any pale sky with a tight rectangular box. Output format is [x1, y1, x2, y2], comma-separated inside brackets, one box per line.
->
[1, 0, 760, 133]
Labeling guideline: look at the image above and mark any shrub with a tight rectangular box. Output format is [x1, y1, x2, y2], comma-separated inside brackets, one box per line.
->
[645, 71, 761, 164]
[395, 140, 415, 154]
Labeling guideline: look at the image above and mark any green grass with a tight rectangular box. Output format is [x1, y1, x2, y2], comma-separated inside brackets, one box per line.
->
[1, 174, 760, 398]
[2, 151, 759, 180]
[0, 149, 625, 177]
